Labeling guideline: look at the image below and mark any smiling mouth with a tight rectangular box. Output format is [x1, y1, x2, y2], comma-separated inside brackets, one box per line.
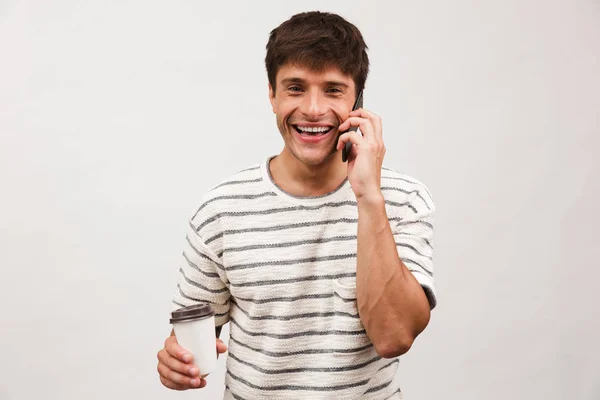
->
[292, 125, 334, 136]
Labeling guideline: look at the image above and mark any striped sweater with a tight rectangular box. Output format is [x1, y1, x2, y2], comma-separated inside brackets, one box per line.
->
[172, 156, 436, 399]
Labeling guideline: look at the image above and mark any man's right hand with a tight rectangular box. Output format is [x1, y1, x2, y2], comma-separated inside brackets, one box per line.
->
[157, 332, 228, 390]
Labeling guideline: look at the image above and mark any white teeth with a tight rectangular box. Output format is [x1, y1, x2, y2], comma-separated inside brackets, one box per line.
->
[297, 126, 330, 133]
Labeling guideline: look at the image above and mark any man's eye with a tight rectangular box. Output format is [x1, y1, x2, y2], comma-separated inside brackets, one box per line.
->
[327, 88, 342, 93]
[288, 86, 303, 92]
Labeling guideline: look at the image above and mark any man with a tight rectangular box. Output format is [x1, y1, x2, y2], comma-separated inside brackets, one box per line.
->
[157, 11, 436, 399]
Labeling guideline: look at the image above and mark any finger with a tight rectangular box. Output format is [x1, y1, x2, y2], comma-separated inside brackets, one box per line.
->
[160, 375, 207, 391]
[165, 336, 193, 363]
[337, 116, 376, 143]
[188, 377, 207, 389]
[349, 108, 383, 140]
[159, 349, 200, 377]
[158, 362, 202, 389]
[216, 338, 228, 354]
[196, 378, 208, 389]
[160, 374, 188, 391]
[336, 130, 365, 151]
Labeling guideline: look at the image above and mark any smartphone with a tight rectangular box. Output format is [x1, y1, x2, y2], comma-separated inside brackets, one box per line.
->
[342, 90, 364, 162]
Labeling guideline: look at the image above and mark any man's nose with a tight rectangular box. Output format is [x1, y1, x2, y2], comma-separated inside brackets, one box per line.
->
[300, 91, 327, 119]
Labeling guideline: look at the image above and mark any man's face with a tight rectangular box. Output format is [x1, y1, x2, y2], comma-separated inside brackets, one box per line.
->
[269, 64, 357, 166]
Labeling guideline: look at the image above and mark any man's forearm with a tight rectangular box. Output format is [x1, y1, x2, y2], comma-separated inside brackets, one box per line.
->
[355, 193, 431, 358]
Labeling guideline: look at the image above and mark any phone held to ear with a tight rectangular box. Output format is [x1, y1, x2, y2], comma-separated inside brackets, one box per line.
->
[341, 90, 364, 162]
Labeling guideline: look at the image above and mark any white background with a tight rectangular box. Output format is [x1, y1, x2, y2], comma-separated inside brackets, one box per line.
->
[1, 1, 598, 399]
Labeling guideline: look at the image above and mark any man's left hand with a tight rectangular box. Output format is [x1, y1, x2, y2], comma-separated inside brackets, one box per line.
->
[336, 108, 386, 201]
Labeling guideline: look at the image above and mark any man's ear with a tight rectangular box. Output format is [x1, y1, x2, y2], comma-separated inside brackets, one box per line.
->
[268, 83, 276, 114]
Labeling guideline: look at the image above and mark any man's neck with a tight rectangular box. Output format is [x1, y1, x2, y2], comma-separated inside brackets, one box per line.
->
[269, 151, 347, 197]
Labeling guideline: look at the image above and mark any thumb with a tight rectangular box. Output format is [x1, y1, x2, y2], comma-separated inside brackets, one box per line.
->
[216, 338, 228, 354]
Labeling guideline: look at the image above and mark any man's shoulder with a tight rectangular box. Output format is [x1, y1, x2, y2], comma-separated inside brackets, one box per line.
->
[381, 166, 431, 193]
[189, 161, 271, 225]
[206, 163, 264, 193]
[380, 166, 435, 214]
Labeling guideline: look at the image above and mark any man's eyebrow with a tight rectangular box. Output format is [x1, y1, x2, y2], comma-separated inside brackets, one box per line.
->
[325, 80, 349, 88]
[281, 77, 306, 85]
[279, 78, 349, 88]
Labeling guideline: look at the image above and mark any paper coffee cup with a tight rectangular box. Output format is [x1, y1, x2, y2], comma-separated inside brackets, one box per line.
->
[170, 304, 217, 376]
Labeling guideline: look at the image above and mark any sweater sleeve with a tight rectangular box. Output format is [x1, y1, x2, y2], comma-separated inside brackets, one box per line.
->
[392, 183, 437, 310]
[171, 221, 230, 327]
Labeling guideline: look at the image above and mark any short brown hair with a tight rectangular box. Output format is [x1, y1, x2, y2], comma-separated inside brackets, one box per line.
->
[265, 11, 369, 97]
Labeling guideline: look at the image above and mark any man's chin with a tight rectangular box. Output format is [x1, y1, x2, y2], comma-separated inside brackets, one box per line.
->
[293, 148, 338, 166]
